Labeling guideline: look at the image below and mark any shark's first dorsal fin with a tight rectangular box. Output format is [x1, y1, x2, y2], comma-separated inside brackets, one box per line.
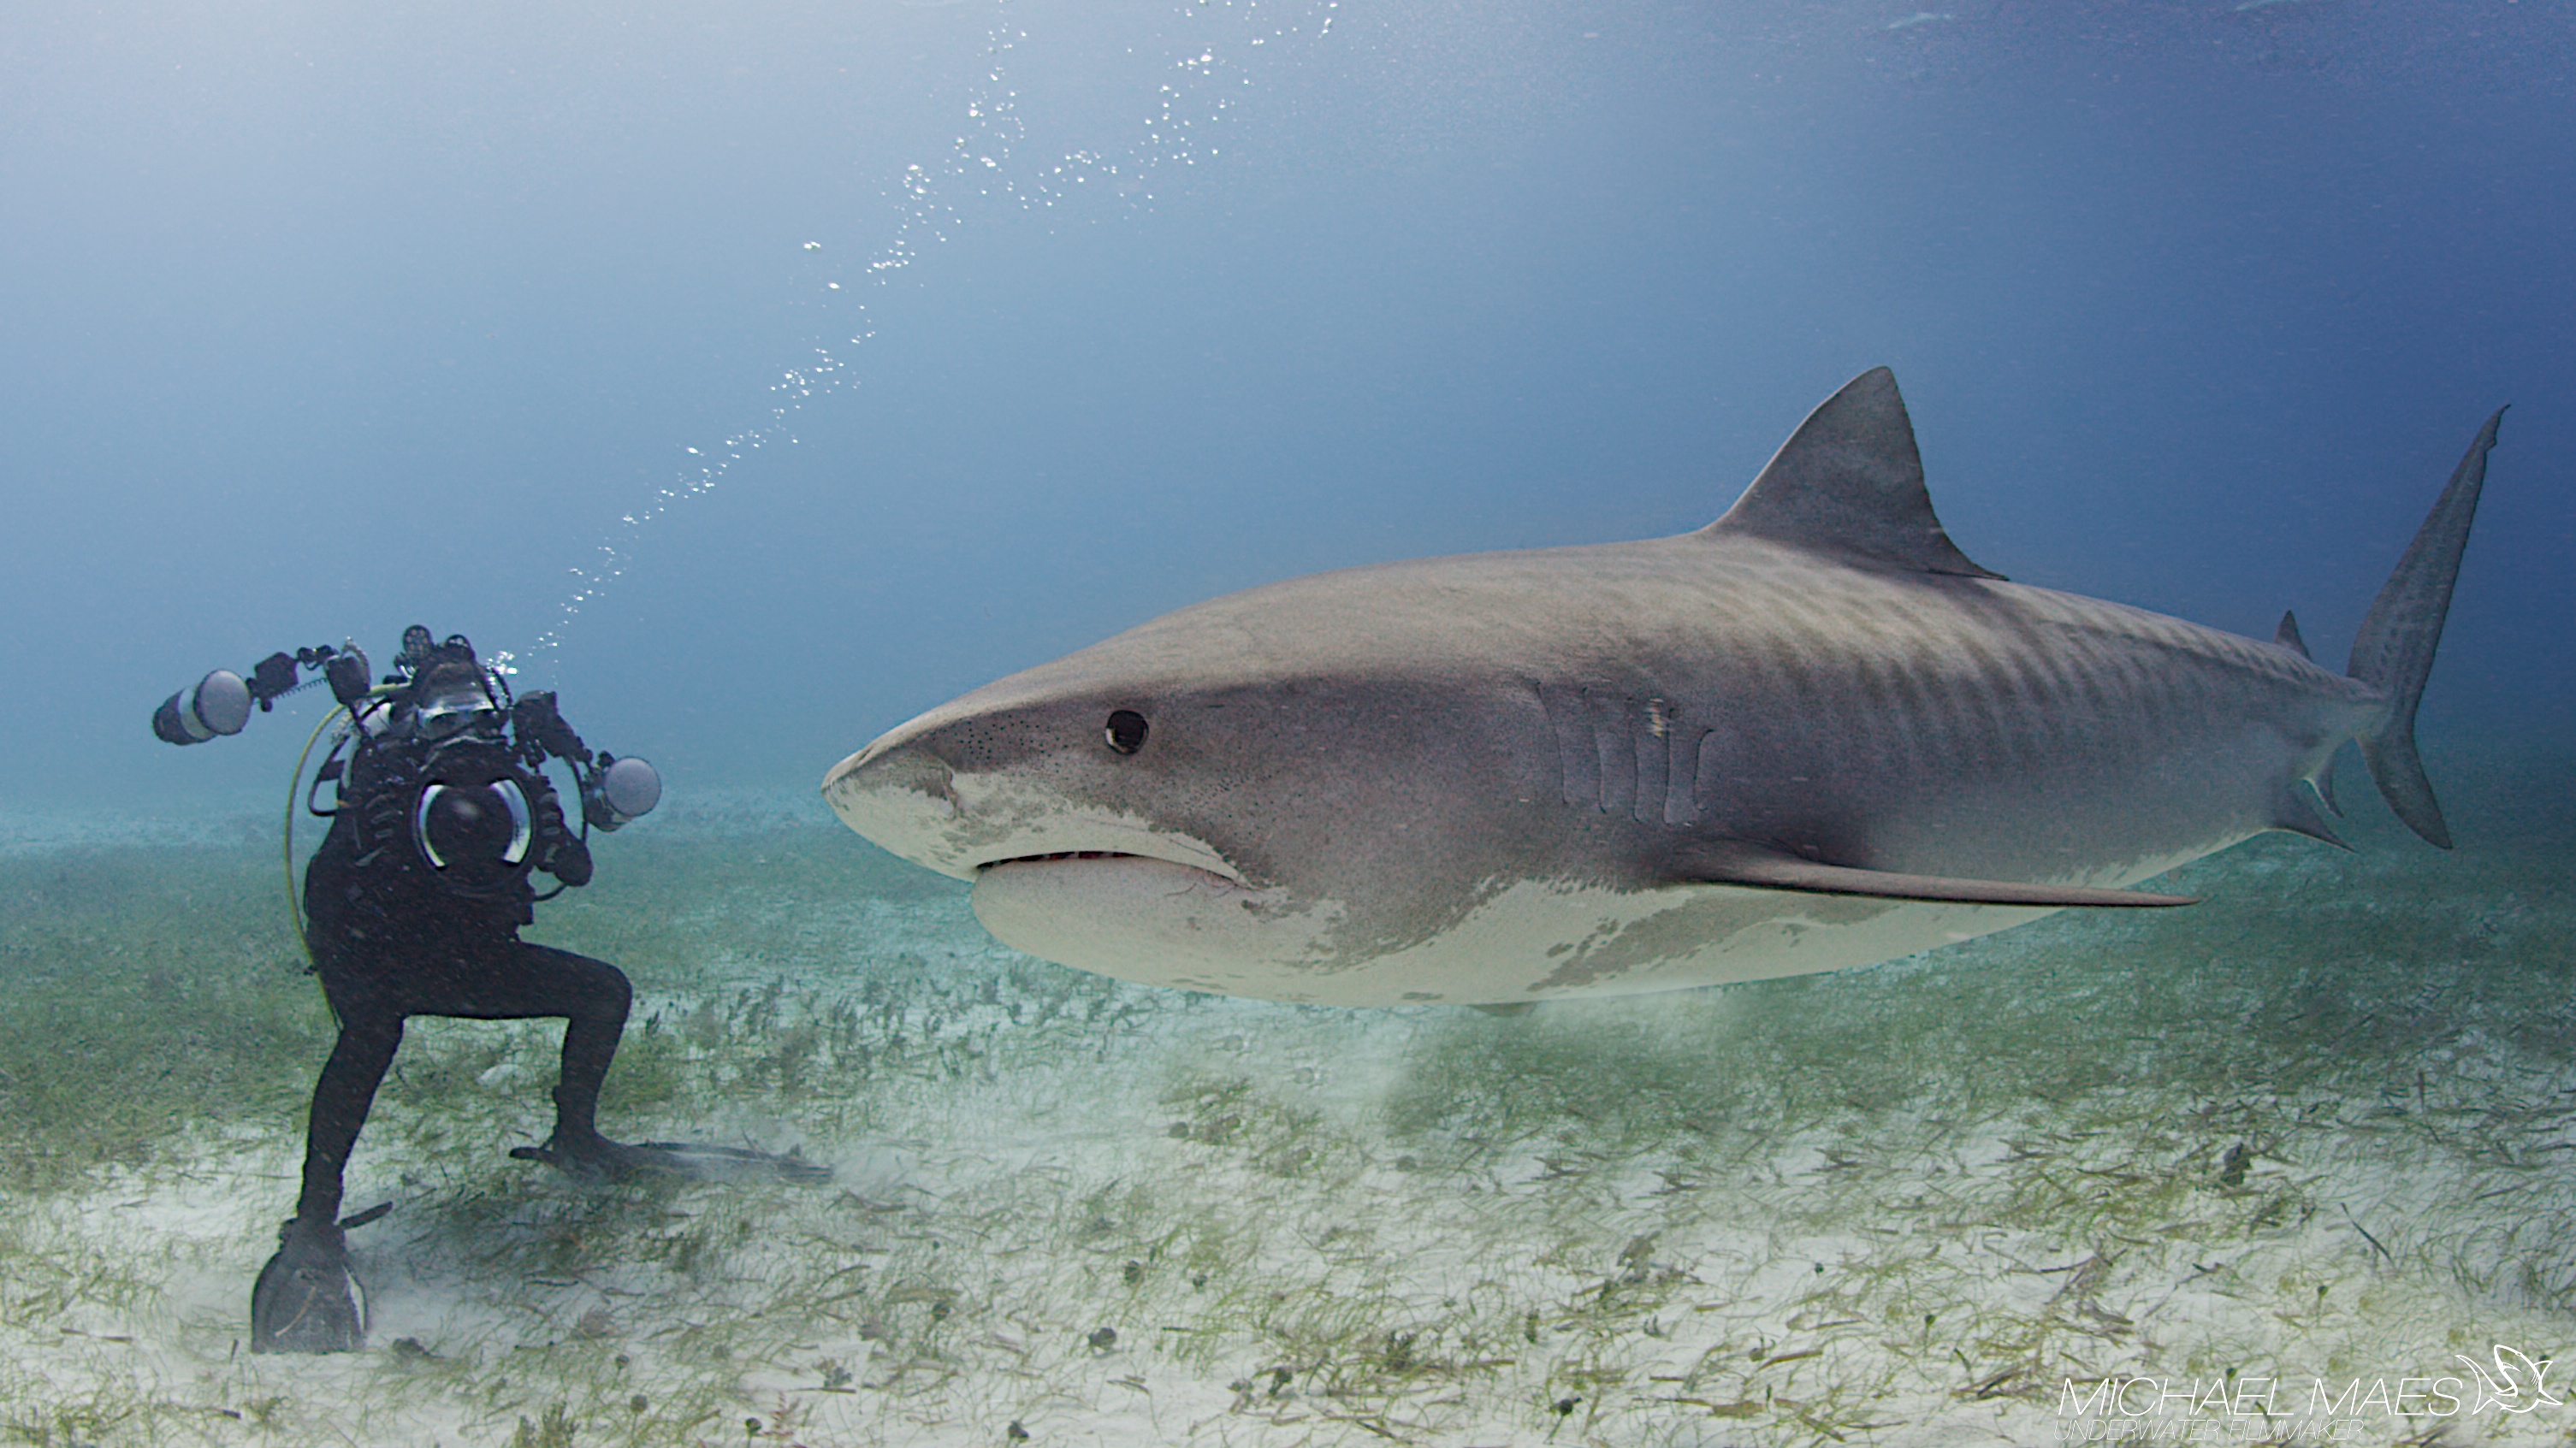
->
[1701, 367, 2005, 580]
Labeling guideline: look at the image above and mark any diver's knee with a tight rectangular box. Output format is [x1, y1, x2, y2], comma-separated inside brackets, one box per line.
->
[589, 965, 632, 1022]
[324, 1016, 403, 1072]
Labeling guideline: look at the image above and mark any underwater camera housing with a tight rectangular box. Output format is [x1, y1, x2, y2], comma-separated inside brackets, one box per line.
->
[157, 629, 664, 872]
[407, 735, 539, 898]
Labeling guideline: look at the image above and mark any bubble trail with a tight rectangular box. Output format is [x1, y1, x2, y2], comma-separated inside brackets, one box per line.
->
[531, 0, 1341, 664]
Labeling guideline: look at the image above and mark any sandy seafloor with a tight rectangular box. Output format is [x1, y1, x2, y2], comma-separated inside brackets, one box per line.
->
[3, 746, 2575, 1448]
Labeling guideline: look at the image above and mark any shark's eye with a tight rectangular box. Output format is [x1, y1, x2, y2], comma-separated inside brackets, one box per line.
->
[1104, 710, 1149, 755]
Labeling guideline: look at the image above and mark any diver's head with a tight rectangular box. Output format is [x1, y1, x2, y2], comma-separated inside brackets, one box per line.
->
[405, 647, 500, 741]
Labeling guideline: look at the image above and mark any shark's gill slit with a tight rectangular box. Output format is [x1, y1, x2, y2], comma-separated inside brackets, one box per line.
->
[1666, 727, 1708, 826]
[1591, 690, 1633, 815]
[1633, 713, 1668, 826]
[1691, 728, 1732, 820]
[1540, 683, 1595, 808]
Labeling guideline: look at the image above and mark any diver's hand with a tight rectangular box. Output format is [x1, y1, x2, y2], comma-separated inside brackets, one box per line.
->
[249, 1217, 362, 1354]
[533, 795, 592, 886]
[545, 836, 594, 887]
[512, 690, 588, 763]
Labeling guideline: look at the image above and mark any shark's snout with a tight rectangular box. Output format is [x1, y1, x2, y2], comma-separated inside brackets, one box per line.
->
[823, 730, 973, 878]
[823, 712, 1249, 888]
[828, 734, 957, 814]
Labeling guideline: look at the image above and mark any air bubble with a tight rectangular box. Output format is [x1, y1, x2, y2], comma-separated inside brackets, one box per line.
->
[539, 0, 1340, 662]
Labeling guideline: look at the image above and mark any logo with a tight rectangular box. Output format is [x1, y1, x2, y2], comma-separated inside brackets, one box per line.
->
[2455, 1345, 2560, 1415]
[2053, 1345, 2566, 1440]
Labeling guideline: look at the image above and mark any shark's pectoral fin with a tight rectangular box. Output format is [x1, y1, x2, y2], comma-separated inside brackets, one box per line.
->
[1668, 841, 2198, 907]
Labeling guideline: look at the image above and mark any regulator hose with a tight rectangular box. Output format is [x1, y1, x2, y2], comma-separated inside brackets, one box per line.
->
[282, 704, 348, 972]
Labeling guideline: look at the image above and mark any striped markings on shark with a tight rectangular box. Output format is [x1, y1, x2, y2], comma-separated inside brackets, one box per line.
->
[826, 369, 2503, 1007]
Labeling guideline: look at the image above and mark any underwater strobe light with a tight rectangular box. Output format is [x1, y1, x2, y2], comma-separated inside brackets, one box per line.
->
[153, 644, 374, 747]
[152, 670, 253, 745]
[581, 755, 662, 831]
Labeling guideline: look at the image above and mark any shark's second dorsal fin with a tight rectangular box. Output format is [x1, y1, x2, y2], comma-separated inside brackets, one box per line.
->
[2274, 610, 2312, 659]
[1700, 367, 2005, 580]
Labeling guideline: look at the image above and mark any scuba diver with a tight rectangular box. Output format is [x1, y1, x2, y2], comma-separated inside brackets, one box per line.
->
[157, 625, 819, 1355]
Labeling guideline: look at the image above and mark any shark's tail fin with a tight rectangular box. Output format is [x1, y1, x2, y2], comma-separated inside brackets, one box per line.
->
[2346, 406, 2505, 849]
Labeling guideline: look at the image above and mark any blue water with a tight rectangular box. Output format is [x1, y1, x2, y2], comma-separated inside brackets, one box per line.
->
[9, 9, 2576, 1439]
[5, 0, 2569, 819]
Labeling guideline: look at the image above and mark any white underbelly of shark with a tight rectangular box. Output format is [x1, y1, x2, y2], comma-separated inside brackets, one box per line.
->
[966, 843, 2229, 1007]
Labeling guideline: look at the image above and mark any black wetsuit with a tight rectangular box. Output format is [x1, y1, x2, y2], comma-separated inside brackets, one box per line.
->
[291, 717, 621, 1230]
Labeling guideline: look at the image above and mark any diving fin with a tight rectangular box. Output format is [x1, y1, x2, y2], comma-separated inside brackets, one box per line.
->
[630, 1142, 837, 1185]
[249, 1216, 366, 1355]
[1674, 841, 2197, 907]
[512, 1136, 835, 1187]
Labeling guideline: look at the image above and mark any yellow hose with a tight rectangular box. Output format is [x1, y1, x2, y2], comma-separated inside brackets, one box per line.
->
[283, 706, 350, 1031]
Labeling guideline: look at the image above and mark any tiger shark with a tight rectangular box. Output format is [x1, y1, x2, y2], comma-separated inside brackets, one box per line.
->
[824, 369, 2501, 1007]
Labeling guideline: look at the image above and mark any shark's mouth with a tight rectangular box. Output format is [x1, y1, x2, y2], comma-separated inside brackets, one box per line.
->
[977, 849, 1249, 889]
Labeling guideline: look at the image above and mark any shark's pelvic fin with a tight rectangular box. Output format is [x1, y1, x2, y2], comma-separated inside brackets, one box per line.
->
[2270, 780, 2352, 851]
[2273, 609, 2311, 659]
[1703, 367, 2006, 581]
[2347, 405, 2505, 850]
[1673, 841, 2196, 907]
[2313, 748, 2343, 817]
